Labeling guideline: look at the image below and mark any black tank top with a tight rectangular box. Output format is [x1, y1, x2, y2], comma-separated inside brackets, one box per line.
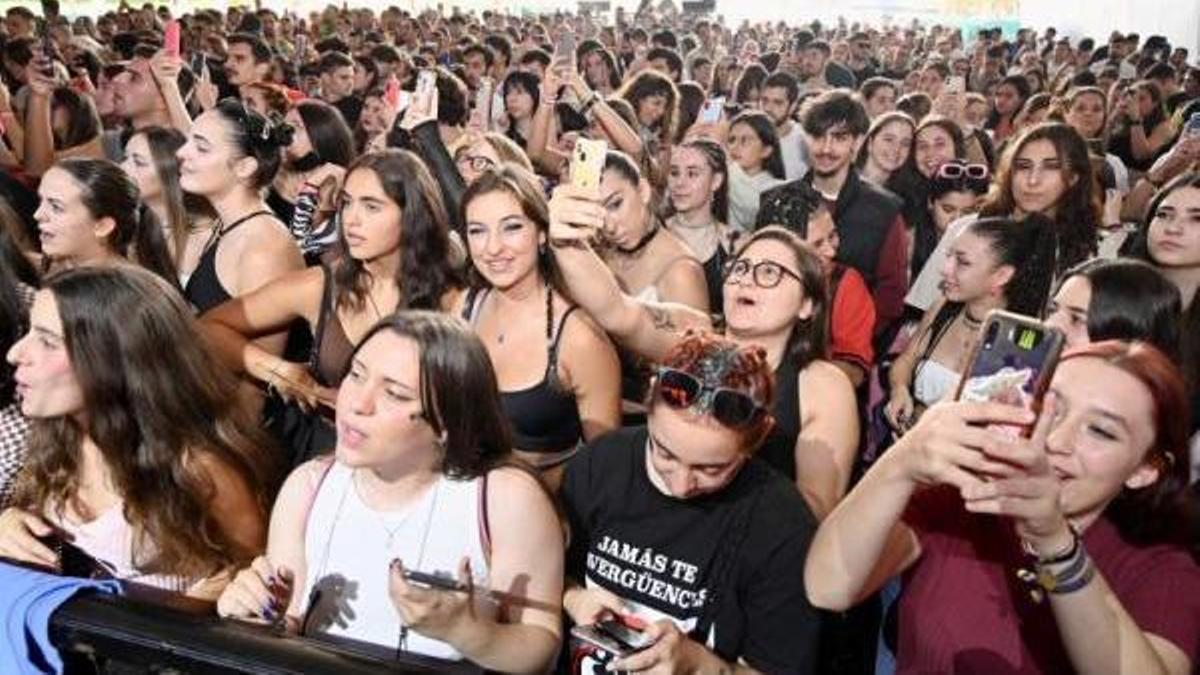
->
[310, 263, 356, 388]
[184, 210, 273, 314]
[463, 288, 585, 453]
[755, 350, 802, 479]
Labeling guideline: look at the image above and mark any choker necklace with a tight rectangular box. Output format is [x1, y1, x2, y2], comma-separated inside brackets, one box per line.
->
[618, 223, 660, 255]
[962, 310, 984, 329]
[669, 214, 716, 230]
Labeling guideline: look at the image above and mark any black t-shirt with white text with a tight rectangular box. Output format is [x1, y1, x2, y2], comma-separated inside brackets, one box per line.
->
[562, 427, 820, 672]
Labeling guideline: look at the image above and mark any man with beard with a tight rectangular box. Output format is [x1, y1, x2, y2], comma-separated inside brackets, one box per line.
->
[102, 44, 195, 162]
[758, 90, 907, 347]
[759, 71, 808, 180]
[223, 32, 274, 97]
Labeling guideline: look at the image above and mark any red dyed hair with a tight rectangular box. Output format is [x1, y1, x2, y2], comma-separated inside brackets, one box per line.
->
[1059, 340, 1195, 545]
[649, 330, 776, 453]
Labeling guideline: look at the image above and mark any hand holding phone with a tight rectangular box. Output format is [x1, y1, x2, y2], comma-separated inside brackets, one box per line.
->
[570, 138, 607, 191]
[699, 97, 725, 125]
[1185, 112, 1200, 139]
[384, 75, 402, 108]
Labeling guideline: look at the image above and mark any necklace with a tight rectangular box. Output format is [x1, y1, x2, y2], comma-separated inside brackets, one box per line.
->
[618, 222, 660, 256]
[962, 309, 984, 330]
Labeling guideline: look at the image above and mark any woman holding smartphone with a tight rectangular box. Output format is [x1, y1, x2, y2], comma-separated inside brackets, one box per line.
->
[808, 340, 1200, 673]
[216, 312, 564, 672]
[0, 265, 270, 599]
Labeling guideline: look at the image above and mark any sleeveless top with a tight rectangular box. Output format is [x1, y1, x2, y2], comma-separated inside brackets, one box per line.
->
[755, 350, 802, 479]
[463, 288, 585, 457]
[45, 502, 195, 593]
[300, 463, 493, 660]
[310, 264, 356, 388]
[183, 210, 274, 314]
[911, 303, 965, 408]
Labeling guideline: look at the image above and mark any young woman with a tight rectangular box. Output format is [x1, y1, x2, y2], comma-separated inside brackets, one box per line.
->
[665, 139, 741, 310]
[1045, 258, 1181, 353]
[908, 123, 1101, 312]
[216, 311, 563, 672]
[1062, 86, 1130, 193]
[1108, 80, 1174, 174]
[857, 111, 915, 187]
[561, 333, 820, 673]
[985, 74, 1032, 145]
[725, 110, 786, 231]
[550, 185, 858, 518]
[910, 159, 990, 278]
[453, 131, 532, 186]
[456, 165, 620, 488]
[886, 215, 1059, 430]
[200, 150, 463, 466]
[32, 157, 176, 283]
[271, 99, 355, 232]
[178, 98, 305, 363]
[617, 69, 678, 164]
[595, 151, 708, 310]
[501, 70, 540, 150]
[0, 265, 270, 599]
[121, 126, 214, 285]
[809, 340, 1200, 673]
[1134, 172, 1200, 425]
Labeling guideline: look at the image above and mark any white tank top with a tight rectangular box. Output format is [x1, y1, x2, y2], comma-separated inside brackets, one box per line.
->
[299, 462, 491, 660]
[913, 359, 962, 408]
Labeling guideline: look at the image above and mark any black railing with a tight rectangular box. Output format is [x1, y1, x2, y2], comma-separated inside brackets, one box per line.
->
[50, 592, 482, 674]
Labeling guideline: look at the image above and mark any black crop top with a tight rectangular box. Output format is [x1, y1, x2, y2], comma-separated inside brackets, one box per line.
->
[464, 288, 584, 453]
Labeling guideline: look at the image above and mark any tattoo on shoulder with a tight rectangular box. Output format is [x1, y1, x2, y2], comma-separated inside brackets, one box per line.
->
[647, 305, 675, 331]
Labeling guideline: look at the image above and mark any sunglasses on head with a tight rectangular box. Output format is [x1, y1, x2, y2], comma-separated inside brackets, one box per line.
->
[656, 367, 763, 428]
[936, 162, 989, 180]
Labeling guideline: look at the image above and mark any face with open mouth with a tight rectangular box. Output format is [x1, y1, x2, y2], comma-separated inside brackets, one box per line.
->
[721, 238, 812, 339]
[33, 167, 112, 264]
[6, 290, 85, 419]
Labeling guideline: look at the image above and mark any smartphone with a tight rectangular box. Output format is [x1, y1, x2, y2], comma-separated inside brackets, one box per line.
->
[164, 20, 181, 58]
[954, 311, 1064, 438]
[294, 33, 308, 64]
[384, 75, 401, 108]
[571, 138, 608, 191]
[699, 96, 725, 124]
[473, 77, 493, 130]
[1185, 112, 1200, 138]
[403, 570, 470, 592]
[944, 75, 966, 94]
[595, 619, 656, 650]
[571, 625, 638, 659]
[555, 30, 577, 70]
[416, 69, 437, 100]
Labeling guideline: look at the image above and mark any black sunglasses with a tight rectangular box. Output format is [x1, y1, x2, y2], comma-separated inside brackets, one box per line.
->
[656, 368, 763, 428]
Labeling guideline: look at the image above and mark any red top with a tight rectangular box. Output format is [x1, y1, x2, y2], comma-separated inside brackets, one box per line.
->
[898, 486, 1200, 674]
[830, 264, 876, 372]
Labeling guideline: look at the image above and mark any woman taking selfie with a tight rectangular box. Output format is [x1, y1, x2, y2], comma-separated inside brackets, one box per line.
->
[550, 183, 858, 518]
[0, 265, 270, 598]
[457, 165, 620, 488]
[808, 340, 1200, 673]
[216, 312, 564, 672]
[561, 333, 820, 673]
[887, 215, 1059, 431]
[201, 150, 463, 465]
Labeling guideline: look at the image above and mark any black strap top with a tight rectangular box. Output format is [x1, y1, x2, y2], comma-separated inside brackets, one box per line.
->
[755, 349, 802, 479]
[184, 210, 273, 314]
[310, 263, 357, 388]
[463, 287, 584, 453]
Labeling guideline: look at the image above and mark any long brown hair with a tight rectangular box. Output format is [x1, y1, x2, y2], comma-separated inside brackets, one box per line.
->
[333, 150, 463, 313]
[11, 265, 275, 578]
[133, 126, 214, 264]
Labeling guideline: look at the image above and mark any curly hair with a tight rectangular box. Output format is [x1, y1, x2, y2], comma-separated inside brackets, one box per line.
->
[333, 150, 463, 314]
[617, 69, 679, 146]
[10, 265, 274, 578]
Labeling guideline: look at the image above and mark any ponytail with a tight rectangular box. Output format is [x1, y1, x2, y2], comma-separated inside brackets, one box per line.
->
[968, 214, 1058, 318]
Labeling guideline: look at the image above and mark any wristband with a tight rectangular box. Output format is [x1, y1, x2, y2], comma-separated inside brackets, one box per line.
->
[1021, 522, 1079, 564]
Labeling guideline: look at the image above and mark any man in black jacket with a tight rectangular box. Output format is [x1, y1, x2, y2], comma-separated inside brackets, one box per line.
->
[758, 90, 908, 346]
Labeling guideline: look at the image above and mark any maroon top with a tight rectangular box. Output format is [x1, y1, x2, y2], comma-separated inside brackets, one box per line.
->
[898, 486, 1200, 674]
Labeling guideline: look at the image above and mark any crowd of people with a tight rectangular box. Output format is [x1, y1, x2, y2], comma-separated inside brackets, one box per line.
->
[0, 0, 1199, 672]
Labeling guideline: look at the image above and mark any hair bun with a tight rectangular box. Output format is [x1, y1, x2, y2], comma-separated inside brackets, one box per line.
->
[267, 116, 295, 148]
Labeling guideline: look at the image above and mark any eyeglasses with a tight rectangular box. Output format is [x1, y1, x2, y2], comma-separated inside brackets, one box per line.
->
[455, 153, 496, 173]
[723, 258, 803, 289]
[656, 367, 763, 428]
[936, 162, 990, 181]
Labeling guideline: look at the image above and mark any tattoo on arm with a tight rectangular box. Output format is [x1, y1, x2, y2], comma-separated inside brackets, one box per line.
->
[647, 305, 675, 331]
